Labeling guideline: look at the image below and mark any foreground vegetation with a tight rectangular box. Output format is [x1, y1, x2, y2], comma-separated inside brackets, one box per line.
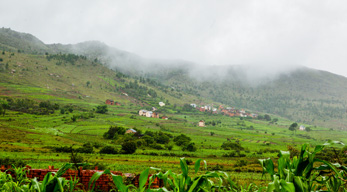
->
[1, 141, 347, 191]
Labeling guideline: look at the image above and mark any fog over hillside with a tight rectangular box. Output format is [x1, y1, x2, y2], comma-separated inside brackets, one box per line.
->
[1, 1, 347, 77]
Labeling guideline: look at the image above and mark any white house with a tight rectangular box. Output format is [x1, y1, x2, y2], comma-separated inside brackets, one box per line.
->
[139, 109, 147, 116]
[146, 111, 153, 117]
[299, 125, 306, 131]
[198, 120, 205, 127]
[190, 104, 197, 108]
[159, 102, 165, 107]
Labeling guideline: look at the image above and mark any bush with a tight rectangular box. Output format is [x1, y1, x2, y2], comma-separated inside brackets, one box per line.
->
[221, 142, 244, 151]
[142, 135, 155, 146]
[103, 126, 126, 139]
[150, 143, 164, 150]
[174, 134, 191, 146]
[99, 146, 118, 154]
[77, 143, 94, 153]
[121, 141, 137, 154]
[96, 105, 108, 114]
[182, 142, 197, 152]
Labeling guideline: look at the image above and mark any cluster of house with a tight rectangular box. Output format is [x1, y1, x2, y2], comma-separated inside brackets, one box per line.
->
[105, 99, 121, 106]
[138, 109, 168, 120]
[190, 104, 258, 118]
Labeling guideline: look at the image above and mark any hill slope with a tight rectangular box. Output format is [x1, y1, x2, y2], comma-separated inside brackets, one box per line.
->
[1, 28, 347, 129]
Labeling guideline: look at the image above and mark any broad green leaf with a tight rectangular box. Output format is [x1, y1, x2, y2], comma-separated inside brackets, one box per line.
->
[194, 159, 202, 174]
[112, 175, 128, 192]
[280, 180, 295, 192]
[188, 176, 201, 192]
[88, 169, 111, 191]
[293, 176, 306, 192]
[259, 158, 275, 180]
[139, 168, 149, 191]
[180, 158, 189, 177]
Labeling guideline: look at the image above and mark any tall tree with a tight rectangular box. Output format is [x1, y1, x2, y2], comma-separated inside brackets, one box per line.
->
[289, 122, 298, 134]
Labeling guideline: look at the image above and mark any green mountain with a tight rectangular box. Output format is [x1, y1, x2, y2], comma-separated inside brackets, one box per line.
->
[1, 27, 347, 129]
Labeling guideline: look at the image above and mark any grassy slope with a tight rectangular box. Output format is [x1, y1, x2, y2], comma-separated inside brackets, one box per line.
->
[0, 50, 346, 185]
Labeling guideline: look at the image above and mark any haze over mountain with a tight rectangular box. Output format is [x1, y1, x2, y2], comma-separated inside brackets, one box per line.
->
[1, 28, 347, 129]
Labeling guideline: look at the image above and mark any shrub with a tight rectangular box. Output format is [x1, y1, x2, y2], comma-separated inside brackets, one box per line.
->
[121, 141, 137, 154]
[96, 105, 108, 114]
[182, 142, 197, 152]
[221, 141, 244, 151]
[99, 146, 117, 154]
[77, 143, 94, 153]
[103, 126, 126, 139]
[149, 143, 164, 150]
[173, 134, 191, 146]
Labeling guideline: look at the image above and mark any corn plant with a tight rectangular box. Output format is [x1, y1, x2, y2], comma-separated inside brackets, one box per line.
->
[28, 163, 73, 192]
[88, 166, 156, 192]
[88, 158, 243, 192]
[152, 158, 242, 192]
[259, 140, 345, 192]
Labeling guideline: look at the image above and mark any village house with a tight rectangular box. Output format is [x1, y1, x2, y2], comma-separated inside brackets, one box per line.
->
[190, 104, 197, 108]
[105, 99, 114, 105]
[198, 120, 205, 127]
[229, 113, 235, 117]
[240, 113, 248, 117]
[139, 109, 147, 116]
[115, 102, 121, 106]
[125, 129, 137, 134]
[152, 112, 159, 118]
[199, 107, 206, 112]
[146, 111, 153, 118]
[299, 125, 306, 131]
[162, 116, 168, 120]
[159, 102, 165, 107]
[152, 107, 157, 111]
[212, 108, 218, 114]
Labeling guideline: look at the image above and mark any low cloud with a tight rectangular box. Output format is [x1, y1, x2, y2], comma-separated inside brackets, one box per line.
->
[1, 0, 347, 77]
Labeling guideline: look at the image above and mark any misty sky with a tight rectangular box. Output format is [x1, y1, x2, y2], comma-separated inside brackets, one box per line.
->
[1, 0, 347, 77]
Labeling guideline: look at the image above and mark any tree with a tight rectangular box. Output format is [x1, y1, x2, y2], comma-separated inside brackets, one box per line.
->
[96, 105, 108, 114]
[289, 122, 298, 134]
[86, 81, 90, 87]
[264, 114, 271, 121]
[103, 126, 126, 139]
[173, 134, 191, 146]
[121, 141, 137, 154]
[182, 142, 197, 152]
[0, 99, 9, 116]
[142, 135, 155, 146]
